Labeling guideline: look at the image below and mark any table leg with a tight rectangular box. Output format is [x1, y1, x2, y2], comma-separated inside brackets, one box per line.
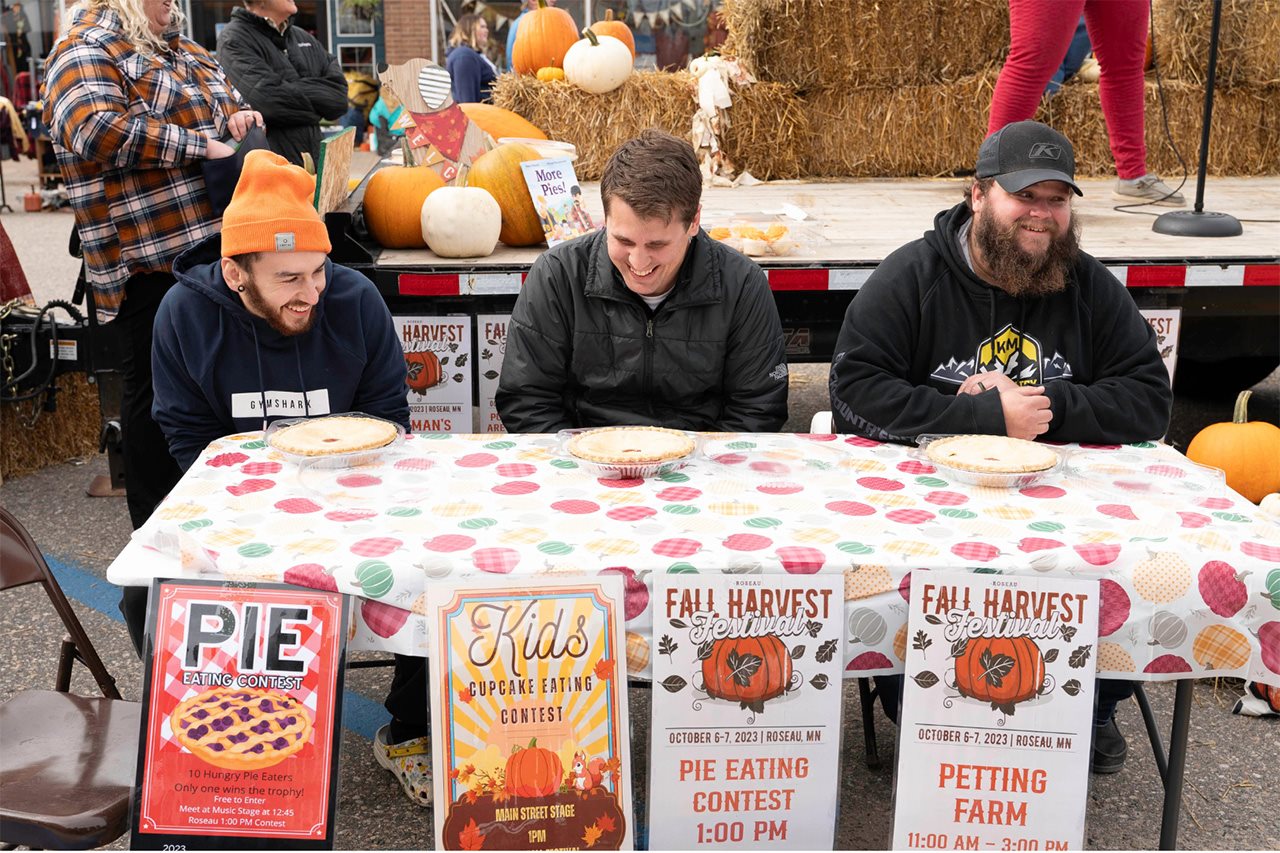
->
[1158, 679, 1194, 851]
[858, 677, 881, 770]
[1133, 683, 1167, 780]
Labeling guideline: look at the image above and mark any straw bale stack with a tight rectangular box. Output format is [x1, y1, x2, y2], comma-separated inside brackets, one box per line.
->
[1152, 0, 1280, 88]
[718, 81, 812, 180]
[802, 73, 996, 177]
[720, 0, 1009, 91]
[492, 72, 811, 181]
[1041, 79, 1280, 177]
[1, 375, 101, 479]
[493, 72, 697, 181]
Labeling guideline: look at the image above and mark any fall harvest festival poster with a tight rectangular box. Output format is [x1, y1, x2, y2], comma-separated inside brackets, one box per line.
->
[427, 577, 633, 850]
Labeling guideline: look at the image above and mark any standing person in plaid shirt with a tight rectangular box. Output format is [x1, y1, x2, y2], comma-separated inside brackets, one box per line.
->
[44, 0, 263, 656]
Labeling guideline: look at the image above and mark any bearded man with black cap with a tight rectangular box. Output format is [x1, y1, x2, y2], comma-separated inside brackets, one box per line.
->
[828, 121, 1172, 773]
[830, 119, 1171, 446]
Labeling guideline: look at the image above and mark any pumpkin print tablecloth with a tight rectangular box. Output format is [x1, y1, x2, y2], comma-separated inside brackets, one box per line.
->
[119, 432, 1280, 686]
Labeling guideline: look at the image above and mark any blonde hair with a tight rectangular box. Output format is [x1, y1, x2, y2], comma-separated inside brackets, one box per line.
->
[448, 14, 486, 50]
[72, 0, 186, 55]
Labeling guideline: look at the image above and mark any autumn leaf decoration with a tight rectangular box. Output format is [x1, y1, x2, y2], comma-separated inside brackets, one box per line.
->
[459, 818, 485, 850]
[725, 650, 763, 686]
[594, 657, 616, 681]
[978, 648, 1015, 689]
[458, 686, 474, 703]
[596, 814, 617, 834]
[582, 821, 605, 848]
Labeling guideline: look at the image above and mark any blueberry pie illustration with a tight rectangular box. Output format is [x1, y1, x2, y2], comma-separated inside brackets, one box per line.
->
[169, 687, 313, 770]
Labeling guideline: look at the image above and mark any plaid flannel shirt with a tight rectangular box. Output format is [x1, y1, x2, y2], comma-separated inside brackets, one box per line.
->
[44, 7, 247, 315]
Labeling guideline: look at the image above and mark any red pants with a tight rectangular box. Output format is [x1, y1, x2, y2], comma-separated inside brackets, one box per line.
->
[989, 0, 1150, 179]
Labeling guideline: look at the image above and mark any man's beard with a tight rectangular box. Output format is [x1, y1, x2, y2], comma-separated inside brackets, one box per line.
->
[240, 278, 315, 336]
[973, 207, 1080, 298]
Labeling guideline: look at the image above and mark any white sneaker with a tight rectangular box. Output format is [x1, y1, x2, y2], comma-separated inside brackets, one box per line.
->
[1114, 174, 1186, 206]
[373, 724, 434, 807]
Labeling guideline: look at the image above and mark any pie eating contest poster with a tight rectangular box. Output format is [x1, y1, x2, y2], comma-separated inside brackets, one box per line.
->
[130, 580, 348, 850]
[891, 572, 1099, 851]
[649, 574, 845, 850]
[427, 576, 634, 850]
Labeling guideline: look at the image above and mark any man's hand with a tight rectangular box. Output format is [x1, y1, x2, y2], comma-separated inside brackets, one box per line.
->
[958, 370, 1017, 396]
[226, 110, 264, 142]
[1001, 385, 1052, 440]
[205, 136, 236, 159]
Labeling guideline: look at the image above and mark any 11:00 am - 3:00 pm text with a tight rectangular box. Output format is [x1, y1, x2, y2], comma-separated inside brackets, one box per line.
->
[903, 834, 1068, 850]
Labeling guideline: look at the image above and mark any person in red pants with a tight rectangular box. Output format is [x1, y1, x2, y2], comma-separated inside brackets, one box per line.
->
[989, 0, 1185, 206]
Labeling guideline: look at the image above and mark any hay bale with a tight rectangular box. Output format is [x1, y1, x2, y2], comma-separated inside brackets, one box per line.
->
[493, 72, 696, 180]
[801, 73, 996, 177]
[721, 0, 1008, 91]
[1153, 0, 1280, 88]
[720, 81, 812, 180]
[1, 374, 101, 479]
[1040, 79, 1280, 176]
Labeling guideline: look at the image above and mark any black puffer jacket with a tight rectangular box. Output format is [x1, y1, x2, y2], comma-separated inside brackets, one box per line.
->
[216, 8, 347, 166]
[497, 229, 789, 434]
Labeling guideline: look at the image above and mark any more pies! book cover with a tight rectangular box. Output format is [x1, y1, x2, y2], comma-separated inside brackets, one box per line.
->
[427, 577, 634, 850]
[131, 580, 347, 849]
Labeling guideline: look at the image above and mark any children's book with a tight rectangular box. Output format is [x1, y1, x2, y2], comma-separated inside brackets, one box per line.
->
[519, 157, 597, 247]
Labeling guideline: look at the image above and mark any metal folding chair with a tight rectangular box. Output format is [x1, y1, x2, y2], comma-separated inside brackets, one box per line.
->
[0, 506, 141, 849]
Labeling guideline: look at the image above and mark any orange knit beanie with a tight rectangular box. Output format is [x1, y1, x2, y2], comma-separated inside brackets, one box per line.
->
[221, 149, 332, 257]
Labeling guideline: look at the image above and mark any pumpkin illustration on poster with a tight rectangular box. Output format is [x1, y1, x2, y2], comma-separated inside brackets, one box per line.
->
[659, 611, 837, 722]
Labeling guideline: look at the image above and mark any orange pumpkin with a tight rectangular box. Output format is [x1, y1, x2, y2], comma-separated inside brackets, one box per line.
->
[504, 737, 563, 798]
[466, 142, 545, 247]
[701, 635, 791, 711]
[954, 635, 1045, 709]
[590, 9, 635, 59]
[1252, 681, 1280, 714]
[511, 0, 579, 75]
[458, 103, 548, 141]
[1186, 390, 1280, 503]
[362, 165, 445, 249]
[404, 350, 444, 394]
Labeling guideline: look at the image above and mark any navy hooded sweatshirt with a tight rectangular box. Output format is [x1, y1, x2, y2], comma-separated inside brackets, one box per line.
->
[829, 202, 1172, 444]
[153, 235, 410, 470]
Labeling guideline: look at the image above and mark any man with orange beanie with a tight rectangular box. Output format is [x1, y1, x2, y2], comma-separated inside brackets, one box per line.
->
[150, 151, 428, 806]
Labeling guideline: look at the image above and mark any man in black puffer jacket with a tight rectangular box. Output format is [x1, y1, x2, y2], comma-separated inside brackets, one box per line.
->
[497, 129, 789, 434]
[216, 0, 347, 166]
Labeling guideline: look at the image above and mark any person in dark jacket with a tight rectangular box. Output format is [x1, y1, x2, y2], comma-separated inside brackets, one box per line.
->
[216, 0, 348, 166]
[830, 120, 1172, 775]
[445, 13, 497, 104]
[151, 149, 431, 808]
[497, 128, 789, 434]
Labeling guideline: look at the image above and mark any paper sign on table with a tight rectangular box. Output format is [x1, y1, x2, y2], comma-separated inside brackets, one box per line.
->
[649, 575, 844, 850]
[891, 572, 1099, 851]
[1139, 308, 1181, 384]
[427, 576, 634, 850]
[476, 314, 510, 433]
[520, 157, 596, 247]
[130, 580, 348, 850]
[395, 316, 473, 433]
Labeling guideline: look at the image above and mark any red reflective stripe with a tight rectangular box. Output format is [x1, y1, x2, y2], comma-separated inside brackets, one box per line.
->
[1243, 265, 1280, 286]
[1124, 265, 1187, 287]
[398, 274, 460, 296]
[768, 269, 829, 290]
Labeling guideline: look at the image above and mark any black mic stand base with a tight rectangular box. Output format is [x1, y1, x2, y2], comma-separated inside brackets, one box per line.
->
[1152, 209, 1242, 237]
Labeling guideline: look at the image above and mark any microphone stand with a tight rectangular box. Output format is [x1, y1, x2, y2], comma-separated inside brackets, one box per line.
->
[1152, 0, 1242, 236]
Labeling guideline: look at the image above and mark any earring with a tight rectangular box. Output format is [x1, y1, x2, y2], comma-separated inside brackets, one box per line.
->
[237, 285, 245, 292]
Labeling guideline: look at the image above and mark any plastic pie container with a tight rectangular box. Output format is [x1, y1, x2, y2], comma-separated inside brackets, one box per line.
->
[557, 428, 699, 480]
[265, 412, 404, 469]
[914, 434, 1063, 489]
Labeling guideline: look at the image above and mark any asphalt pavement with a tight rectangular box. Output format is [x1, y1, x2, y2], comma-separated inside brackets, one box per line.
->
[2, 154, 1278, 850]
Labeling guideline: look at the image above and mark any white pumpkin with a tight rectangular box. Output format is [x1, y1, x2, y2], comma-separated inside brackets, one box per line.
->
[1261, 492, 1280, 519]
[420, 187, 501, 258]
[562, 29, 632, 95]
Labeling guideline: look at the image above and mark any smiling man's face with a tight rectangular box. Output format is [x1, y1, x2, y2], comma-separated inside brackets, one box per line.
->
[604, 198, 700, 298]
[970, 179, 1079, 298]
[223, 252, 328, 336]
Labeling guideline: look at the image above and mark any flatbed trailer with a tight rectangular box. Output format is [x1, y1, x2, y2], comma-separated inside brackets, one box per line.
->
[328, 174, 1279, 394]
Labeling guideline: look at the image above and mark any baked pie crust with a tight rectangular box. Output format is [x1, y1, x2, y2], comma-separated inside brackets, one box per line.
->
[170, 687, 313, 771]
[567, 426, 695, 465]
[925, 434, 1058, 474]
[268, 416, 398, 456]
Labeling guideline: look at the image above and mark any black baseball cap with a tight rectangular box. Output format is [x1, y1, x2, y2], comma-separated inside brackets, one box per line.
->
[976, 120, 1083, 196]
